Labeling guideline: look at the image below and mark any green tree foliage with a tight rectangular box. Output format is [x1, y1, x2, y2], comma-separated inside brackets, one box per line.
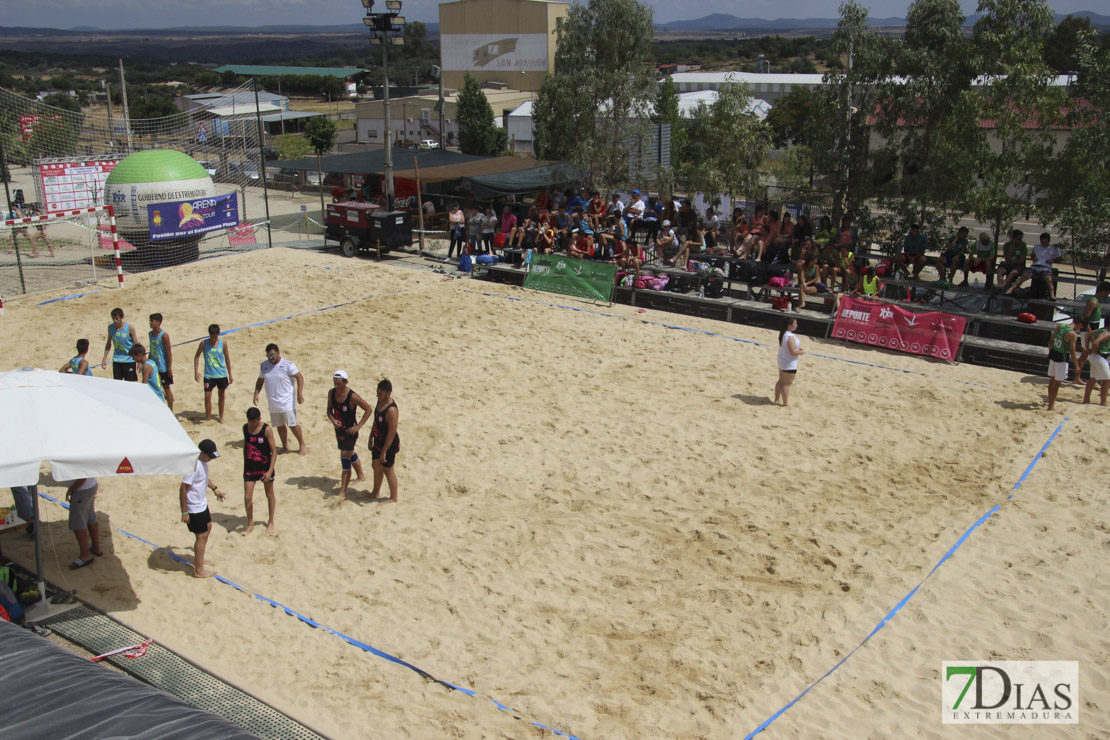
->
[304, 114, 337, 217]
[681, 84, 770, 205]
[1043, 14, 1091, 74]
[220, 70, 239, 87]
[40, 92, 81, 112]
[651, 75, 685, 193]
[1037, 27, 1110, 263]
[276, 134, 312, 160]
[818, 0, 897, 228]
[534, 0, 657, 190]
[871, 0, 980, 243]
[967, 0, 1066, 259]
[455, 73, 508, 156]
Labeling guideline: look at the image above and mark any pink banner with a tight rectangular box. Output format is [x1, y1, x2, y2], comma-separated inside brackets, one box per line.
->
[98, 227, 135, 251]
[831, 296, 967, 361]
[228, 225, 257, 247]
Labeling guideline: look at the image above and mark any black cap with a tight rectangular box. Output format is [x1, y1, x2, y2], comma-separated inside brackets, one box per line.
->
[199, 439, 219, 458]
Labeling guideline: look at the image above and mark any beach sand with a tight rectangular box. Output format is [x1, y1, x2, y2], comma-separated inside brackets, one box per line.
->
[0, 247, 1106, 738]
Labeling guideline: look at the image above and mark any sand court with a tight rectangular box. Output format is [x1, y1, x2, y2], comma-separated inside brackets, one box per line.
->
[0, 248, 1106, 738]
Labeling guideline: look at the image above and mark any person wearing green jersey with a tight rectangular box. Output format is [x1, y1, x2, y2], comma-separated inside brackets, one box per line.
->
[194, 324, 233, 423]
[997, 229, 1028, 292]
[1080, 281, 1110, 347]
[936, 226, 970, 283]
[1080, 323, 1110, 406]
[1046, 316, 1085, 411]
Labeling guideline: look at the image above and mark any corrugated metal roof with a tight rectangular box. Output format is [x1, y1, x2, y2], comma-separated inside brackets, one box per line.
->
[258, 111, 321, 123]
[214, 65, 365, 79]
[676, 91, 772, 119]
[669, 72, 825, 86]
[206, 103, 282, 117]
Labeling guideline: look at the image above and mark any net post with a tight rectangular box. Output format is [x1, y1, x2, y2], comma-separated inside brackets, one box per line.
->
[105, 205, 124, 288]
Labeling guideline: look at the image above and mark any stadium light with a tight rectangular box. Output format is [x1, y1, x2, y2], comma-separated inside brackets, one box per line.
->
[362, 0, 404, 211]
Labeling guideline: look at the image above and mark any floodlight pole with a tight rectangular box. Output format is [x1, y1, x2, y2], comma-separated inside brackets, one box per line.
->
[383, 43, 394, 212]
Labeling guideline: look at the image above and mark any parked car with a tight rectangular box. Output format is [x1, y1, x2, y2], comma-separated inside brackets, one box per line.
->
[261, 147, 278, 161]
[224, 162, 260, 181]
[419, 139, 438, 150]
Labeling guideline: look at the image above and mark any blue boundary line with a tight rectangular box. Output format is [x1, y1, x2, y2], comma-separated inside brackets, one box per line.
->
[31, 490, 581, 739]
[37, 291, 101, 306]
[742, 418, 1068, 738]
[466, 289, 993, 388]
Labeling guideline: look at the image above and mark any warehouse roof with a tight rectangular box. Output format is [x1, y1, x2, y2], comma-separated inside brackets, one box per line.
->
[214, 65, 365, 79]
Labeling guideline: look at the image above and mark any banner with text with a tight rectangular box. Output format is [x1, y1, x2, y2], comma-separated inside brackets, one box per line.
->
[524, 254, 615, 303]
[147, 193, 239, 241]
[832, 296, 967, 361]
[441, 33, 549, 72]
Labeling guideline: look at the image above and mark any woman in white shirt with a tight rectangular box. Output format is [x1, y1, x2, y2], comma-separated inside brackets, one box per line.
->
[774, 317, 805, 407]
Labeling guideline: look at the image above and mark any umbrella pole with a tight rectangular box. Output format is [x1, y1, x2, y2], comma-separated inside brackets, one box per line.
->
[32, 487, 46, 605]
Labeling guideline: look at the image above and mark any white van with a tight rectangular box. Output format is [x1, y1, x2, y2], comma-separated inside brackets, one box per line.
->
[419, 139, 438, 150]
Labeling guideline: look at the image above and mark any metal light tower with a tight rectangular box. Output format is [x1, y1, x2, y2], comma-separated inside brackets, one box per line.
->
[363, 0, 405, 211]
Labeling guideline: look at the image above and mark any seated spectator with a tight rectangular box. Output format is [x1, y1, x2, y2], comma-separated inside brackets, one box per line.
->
[961, 232, 996, 286]
[831, 215, 858, 255]
[537, 224, 556, 254]
[642, 196, 663, 240]
[606, 193, 624, 219]
[703, 207, 722, 252]
[761, 210, 781, 263]
[728, 208, 749, 252]
[533, 189, 550, 212]
[996, 229, 1028, 291]
[835, 265, 882, 314]
[623, 189, 645, 230]
[509, 212, 534, 248]
[829, 242, 856, 292]
[796, 235, 818, 263]
[499, 205, 517, 246]
[619, 240, 646, 275]
[792, 214, 813, 261]
[568, 229, 594, 259]
[935, 226, 970, 283]
[772, 211, 795, 262]
[1006, 232, 1061, 299]
[893, 223, 928, 280]
[586, 191, 605, 232]
[674, 221, 706, 269]
[677, 199, 697, 240]
[565, 188, 586, 214]
[656, 220, 680, 264]
[797, 254, 827, 296]
[552, 207, 571, 249]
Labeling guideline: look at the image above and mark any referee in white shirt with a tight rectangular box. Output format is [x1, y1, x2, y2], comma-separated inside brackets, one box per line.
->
[253, 343, 307, 455]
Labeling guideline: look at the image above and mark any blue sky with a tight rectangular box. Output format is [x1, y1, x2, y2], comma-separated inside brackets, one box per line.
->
[3, 1, 1096, 30]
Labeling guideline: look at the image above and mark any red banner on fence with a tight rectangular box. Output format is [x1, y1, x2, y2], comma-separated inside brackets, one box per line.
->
[831, 296, 967, 361]
[228, 225, 257, 247]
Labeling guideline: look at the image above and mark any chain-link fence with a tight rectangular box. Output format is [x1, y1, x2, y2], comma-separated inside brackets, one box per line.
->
[0, 81, 289, 298]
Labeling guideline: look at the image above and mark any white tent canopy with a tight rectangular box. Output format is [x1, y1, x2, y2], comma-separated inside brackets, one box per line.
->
[0, 368, 199, 487]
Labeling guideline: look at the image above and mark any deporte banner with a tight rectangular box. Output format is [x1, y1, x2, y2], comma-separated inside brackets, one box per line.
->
[832, 295, 967, 360]
[524, 254, 616, 303]
[147, 193, 239, 241]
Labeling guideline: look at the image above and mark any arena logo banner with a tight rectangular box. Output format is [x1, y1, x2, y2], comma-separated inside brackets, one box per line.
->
[524, 254, 615, 304]
[146, 193, 239, 241]
[440, 33, 548, 71]
[832, 295, 967, 360]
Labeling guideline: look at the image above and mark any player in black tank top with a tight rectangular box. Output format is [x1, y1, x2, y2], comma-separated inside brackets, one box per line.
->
[370, 379, 401, 503]
[242, 408, 277, 534]
[328, 373, 371, 500]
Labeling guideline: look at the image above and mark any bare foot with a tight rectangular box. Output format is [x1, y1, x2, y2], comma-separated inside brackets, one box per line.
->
[298, 446, 307, 456]
[194, 568, 217, 578]
[266, 522, 276, 534]
[356, 475, 367, 482]
[279, 446, 288, 455]
[381, 497, 397, 504]
[243, 525, 254, 535]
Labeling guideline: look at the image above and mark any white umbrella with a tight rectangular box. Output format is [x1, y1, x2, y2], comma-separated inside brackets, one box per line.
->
[0, 367, 200, 615]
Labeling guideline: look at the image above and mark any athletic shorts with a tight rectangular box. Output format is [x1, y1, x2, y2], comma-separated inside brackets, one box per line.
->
[967, 258, 990, 272]
[1000, 261, 1022, 275]
[204, 377, 229, 392]
[1047, 359, 1070, 382]
[1090, 354, 1110, 381]
[335, 430, 357, 452]
[186, 507, 211, 534]
[942, 253, 962, 266]
[113, 361, 137, 381]
[372, 443, 398, 468]
[270, 408, 297, 427]
[68, 484, 98, 530]
[159, 371, 174, 387]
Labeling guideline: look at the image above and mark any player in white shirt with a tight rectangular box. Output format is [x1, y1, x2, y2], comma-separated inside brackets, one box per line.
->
[254, 343, 307, 455]
[179, 439, 225, 578]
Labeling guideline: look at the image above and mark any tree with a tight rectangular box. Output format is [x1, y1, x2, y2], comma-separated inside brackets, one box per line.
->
[220, 70, 239, 87]
[870, 0, 980, 244]
[651, 75, 684, 195]
[456, 73, 508, 156]
[40, 92, 81, 113]
[276, 134, 312, 160]
[816, 0, 897, 228]
[1043, 14, 1091, 74]
[680, 84, 770, 206]
[303, 115, 337, 219]
[1038, 27, 1110, 265]
[533, 0, 657, 190]
[967, 0, 1066, 282]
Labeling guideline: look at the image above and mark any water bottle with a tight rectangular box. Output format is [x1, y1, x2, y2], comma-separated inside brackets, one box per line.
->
[699, 284, 706, 298]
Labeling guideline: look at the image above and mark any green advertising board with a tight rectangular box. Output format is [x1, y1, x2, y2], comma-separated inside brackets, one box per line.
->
[523, 254, 616, 303]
